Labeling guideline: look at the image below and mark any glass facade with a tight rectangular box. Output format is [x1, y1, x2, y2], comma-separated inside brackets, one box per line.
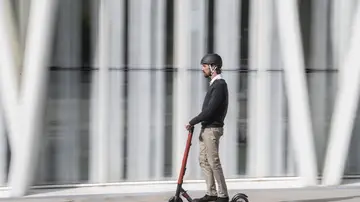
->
[1, 0, 360, 193]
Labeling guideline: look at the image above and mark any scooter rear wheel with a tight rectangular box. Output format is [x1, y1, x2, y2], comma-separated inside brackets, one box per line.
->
[231, 193, 249, 202]
[168, 196, 183, 202]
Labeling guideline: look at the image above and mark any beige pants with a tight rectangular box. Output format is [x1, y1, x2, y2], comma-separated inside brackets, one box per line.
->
[199, 127, 228, 198]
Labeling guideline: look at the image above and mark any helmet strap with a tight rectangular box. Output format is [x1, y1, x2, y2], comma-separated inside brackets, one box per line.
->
[209, 64, 216, 75]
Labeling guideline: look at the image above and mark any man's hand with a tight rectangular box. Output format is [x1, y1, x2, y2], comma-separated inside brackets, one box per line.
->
[185, 124, 193, 131]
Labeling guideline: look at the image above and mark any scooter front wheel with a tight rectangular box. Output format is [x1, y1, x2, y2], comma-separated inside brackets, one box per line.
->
[231, 193, 249, 202]
[168, 196, 184, 202]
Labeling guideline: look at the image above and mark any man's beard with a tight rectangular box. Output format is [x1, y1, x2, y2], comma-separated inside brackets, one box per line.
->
[203, 71, 210, 78]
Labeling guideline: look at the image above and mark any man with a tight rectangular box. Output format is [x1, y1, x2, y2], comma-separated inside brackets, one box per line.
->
[185, 53, 229, 202]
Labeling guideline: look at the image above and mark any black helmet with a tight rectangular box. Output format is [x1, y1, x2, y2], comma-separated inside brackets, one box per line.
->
[200, 53, 222, 68]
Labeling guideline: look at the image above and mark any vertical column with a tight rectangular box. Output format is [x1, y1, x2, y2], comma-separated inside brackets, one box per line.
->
[16, 0, 48, 184]
[308, 0, 330, 174]
[269, 6, 285, 176]
[127, 0, 152, 181]
[275, 0, 318, 186]
[94, 0, 111, 183]
[108, 0, 125, 182]
[152, 0, 166, 180]
[247, 32, 257, 177]
[187, 0, 207, 179]
[91, 0, 126, 183]
[8, 0, 58, 196]
[322, 2, 360, 186]
[172, 0, 192, 178]
[214, 0, 241, 178]
[247, 0, 272, 177]
[52, 0, 82, 184]
[0, 0, 21, 148]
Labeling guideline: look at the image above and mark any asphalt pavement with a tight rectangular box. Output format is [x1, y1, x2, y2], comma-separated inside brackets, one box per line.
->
[0, 187, 360, 202]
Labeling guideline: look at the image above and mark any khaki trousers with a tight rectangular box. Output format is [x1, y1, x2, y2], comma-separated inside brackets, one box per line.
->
[199, 127, 228, 198]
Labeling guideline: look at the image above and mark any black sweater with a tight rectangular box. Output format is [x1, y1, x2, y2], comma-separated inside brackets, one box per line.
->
[189, 79, 228, 128]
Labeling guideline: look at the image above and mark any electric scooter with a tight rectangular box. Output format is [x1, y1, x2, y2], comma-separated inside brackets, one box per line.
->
[168, 126, 249, 202]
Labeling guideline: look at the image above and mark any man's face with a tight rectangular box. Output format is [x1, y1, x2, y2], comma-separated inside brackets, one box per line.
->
[202, 64, 211, 78]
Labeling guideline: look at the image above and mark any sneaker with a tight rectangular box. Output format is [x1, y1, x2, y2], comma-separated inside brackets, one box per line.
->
[216, 196, 229, 202]
[194, 194, 218, 202]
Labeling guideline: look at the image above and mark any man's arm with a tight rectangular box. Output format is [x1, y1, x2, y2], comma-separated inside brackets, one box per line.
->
[189, 83, 224, 126]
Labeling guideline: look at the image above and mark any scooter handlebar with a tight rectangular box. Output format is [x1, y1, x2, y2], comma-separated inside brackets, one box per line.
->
[187, 126, 194, 133]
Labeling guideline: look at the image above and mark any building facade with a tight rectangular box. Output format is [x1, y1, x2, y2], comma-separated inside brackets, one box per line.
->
[0, 0, 359, 197]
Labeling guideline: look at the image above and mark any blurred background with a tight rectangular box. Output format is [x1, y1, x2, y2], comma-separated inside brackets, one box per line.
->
[0, 0, 359, 190]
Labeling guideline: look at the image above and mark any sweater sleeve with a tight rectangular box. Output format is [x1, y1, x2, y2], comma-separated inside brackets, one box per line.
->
[189, 83, 224, 125]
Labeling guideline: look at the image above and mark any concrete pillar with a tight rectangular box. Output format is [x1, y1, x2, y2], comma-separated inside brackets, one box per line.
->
[108, 0, 125, 182]
[247, 0, 272, 177]
[185, 0, 207, 179]
[322, 1, 360, 186]
[172, 0, 192, 178]
[8, 0, 58, 196]
[214, 0, 241, 178]
[269, 11, 286, 176]
[151, 0, 166, 179]
[95, 0, 111, 182]
[0, 0, 21, 148]
[127, 0, 152, 181]
[275, 0, 318, 186]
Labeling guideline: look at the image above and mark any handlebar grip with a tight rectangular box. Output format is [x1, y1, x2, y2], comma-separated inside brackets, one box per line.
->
[188, 126, 194, 133]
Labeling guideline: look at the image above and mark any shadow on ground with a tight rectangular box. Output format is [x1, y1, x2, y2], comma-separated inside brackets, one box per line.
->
[281, 195, 360, 202]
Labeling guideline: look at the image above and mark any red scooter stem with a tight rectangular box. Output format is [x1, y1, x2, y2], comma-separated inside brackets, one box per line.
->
[177, 127, 194, 185]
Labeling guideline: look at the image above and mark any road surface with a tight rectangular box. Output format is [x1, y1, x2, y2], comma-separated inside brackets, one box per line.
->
[0, 187, 360, 202]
